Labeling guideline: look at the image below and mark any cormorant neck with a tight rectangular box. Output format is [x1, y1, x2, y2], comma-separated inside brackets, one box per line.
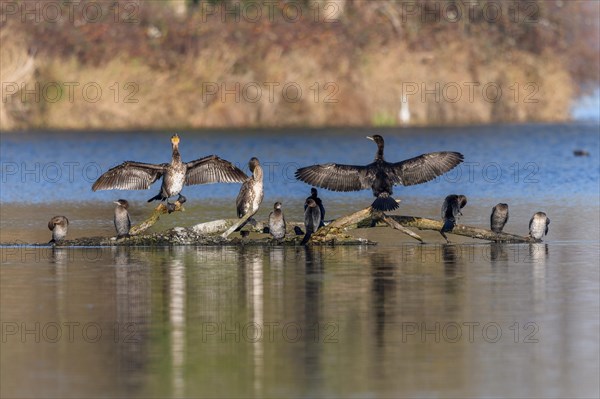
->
[253, 164, 263, 180]
[375, 142, 385, 161]
[172, 145, 181, 163]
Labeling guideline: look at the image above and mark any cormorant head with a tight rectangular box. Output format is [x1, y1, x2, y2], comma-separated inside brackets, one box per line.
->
[114, 199, 129, 209]
[306, 198, 317, 208]
[171, 134, 180, 147]
[274, 202, 282, 210]
[48, 216, 68, 230]
[311, 188, 318, 197]
[366, 135, 384, 146]
[248, 157, 260, 172]
[457, 195, 467, 209]
[496, 203, 508, 212]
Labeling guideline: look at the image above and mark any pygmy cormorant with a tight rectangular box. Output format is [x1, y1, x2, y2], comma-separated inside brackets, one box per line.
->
[295, 135, 463, 211]
[529, 212, 550, 240]
[301, 198, 321, 245]
[114, 199, 131, 239]
[440, 194, 467, 242]
[304, 188, 325, 227]
[92, 134, 247, 212]
[268, 202, 286, 240]
[490, 203, 509, 233]
[48, 216, 69, 244]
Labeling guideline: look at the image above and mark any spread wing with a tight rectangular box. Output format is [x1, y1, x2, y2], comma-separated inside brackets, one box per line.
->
[92, 161, 166, 191]
[392, 152, 464, 186]
[295, 163, 373, 192]
[185, 155, 248, 185]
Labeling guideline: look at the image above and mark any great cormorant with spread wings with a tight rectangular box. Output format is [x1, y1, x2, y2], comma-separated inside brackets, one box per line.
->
[92, 134, 247, 211]
[295, 135, 464, 211]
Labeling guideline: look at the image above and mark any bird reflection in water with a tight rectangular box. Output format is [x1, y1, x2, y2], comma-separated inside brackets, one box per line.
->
[302, 247, 325, 393]
[489, 243, 509, 265]
[238, 248, 264, 396]
[369, 252, 397, 349]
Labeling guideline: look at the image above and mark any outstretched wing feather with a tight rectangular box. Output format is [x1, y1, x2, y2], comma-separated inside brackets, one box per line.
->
[92, 161, 166, 191]
[295, 163, 372, 192]
[185, 155, 248, 185]
[392, 151, 464, 186]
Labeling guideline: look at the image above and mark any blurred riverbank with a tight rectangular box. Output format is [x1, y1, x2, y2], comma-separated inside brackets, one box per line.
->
[1, 0, 598, 130]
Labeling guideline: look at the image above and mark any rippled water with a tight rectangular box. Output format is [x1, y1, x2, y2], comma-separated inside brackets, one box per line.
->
[1, 124, 599, 398]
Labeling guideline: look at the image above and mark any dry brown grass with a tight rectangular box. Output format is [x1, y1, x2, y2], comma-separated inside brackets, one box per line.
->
[0, 0, 586, 130]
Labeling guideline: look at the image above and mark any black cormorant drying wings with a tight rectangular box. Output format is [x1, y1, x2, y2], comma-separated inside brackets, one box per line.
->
[295, 135, 464, 211]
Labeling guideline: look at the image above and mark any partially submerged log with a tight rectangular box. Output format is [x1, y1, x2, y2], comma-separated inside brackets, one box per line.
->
[312, 201, 423, 243]
[353, 215, 536, 243]
[2, 199, 537, 247]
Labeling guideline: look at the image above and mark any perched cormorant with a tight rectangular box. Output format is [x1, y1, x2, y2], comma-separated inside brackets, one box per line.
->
[268, 202, 286, 240]
[301, 198, 321, 245]
[114, 199, 131, 239]
[295, 135, 463, 211]
[490, 203, 509, 233]
[236, 157, 264, 219]
[48, 216, 69, 244]
[92, 134, 247, 212]
[529, 212, 550, 240]
[439, 194, 467, 242]
[304, 188, 325, 227]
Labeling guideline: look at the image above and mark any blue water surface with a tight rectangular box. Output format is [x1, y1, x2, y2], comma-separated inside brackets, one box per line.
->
[1, 123, 598, 204]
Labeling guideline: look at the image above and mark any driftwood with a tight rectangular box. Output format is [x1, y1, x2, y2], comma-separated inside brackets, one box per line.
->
[388, 215, 537, 243]
[351, 215, 536, 243]
[4, 198, 538, 247]
[129, 201, 185, 235]
[311, 201, 423, 243]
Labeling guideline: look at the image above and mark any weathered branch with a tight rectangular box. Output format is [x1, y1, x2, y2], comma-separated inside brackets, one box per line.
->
[221, 212, 255, 238]
[357, 215, 536, 243]
[129, 202, 185, 236]
[381, 215, 423, 242]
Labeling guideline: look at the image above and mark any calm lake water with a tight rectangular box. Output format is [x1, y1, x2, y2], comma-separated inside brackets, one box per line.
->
[1, 124, 599, 398]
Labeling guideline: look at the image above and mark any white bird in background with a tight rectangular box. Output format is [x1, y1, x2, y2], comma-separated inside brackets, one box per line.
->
[399, 93, 411, 125]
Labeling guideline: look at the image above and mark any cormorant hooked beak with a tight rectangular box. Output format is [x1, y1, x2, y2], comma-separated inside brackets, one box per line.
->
[171, 134, 180, 146]
[366, 136, 374, 141]
[113, 201, 120, 205]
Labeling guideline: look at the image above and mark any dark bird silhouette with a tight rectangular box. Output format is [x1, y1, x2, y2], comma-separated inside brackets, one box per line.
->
[268, 202, 286, 241]
[236, 157, 264, 218]
[529, 212, 550, 240]
[439, 194, 467, 242]
[295, 135, 463, 211]
[301, 198, 321, 245]
[490, 203, 509, 233]
[114, 199, 131, 239]
[304, 188, 325, 227]
[92, 134, 247, 212]
[573, 149, 590, 157]
[48, 216, 69, 244]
